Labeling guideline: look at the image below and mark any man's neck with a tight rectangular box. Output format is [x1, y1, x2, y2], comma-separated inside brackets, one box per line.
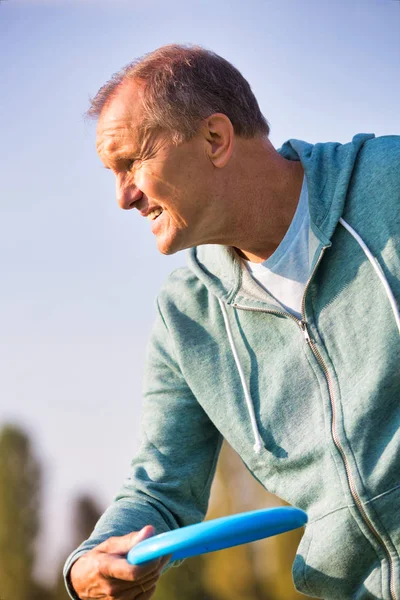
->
[232, 147, 304, 263]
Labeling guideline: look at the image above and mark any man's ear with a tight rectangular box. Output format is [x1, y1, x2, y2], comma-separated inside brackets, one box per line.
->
[202, 113, 234, 168]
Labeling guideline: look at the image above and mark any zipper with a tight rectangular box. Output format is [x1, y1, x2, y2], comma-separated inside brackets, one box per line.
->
[301, 251, 397, 600]
[234, 247, 397, 600]
[301, 322, 397, 600]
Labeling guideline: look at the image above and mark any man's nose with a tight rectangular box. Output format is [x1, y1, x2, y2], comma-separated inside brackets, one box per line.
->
[116, 174, 143, 210]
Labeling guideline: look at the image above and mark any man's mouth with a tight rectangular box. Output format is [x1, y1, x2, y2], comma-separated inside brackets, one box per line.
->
[147, 208, 163, 221]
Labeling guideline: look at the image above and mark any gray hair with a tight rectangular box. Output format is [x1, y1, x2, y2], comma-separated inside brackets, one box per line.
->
[87, 44, 270, 143]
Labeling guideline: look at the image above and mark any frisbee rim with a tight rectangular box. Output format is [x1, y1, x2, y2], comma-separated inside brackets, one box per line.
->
[127, 506, 307, 565]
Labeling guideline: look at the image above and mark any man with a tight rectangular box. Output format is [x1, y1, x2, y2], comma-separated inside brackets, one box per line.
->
[64, 45, 400, 600]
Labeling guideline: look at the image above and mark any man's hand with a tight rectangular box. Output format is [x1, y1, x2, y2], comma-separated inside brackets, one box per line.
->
[70, 525, 169, 599]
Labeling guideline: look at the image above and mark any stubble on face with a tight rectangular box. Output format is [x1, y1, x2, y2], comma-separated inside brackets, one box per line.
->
[95, 81, 215, 254]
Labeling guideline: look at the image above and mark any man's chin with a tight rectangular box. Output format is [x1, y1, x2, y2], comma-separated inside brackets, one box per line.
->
[156, 238, 181, 256]
[158, 246, 178, 256]
[156, 232, 190, 256]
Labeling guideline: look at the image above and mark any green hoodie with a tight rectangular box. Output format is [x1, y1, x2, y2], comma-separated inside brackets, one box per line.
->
[64, 134, 400, 600]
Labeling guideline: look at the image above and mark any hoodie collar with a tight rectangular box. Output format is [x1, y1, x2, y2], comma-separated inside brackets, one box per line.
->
[188, 134, 375, 306]
[279, 134, 374, 241]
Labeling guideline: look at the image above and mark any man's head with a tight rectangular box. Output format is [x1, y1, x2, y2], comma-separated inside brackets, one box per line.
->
[89, 44, 269, 144]
[93, 45, 276, 256]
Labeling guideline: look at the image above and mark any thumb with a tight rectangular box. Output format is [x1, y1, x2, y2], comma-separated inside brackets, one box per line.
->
[99, 525, 155, 555]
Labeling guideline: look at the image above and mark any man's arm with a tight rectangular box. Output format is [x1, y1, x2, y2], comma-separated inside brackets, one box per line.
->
[63, 298, 223, 599]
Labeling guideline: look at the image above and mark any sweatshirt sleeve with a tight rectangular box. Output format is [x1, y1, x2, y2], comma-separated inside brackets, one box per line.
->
[63, 298, 223, 599]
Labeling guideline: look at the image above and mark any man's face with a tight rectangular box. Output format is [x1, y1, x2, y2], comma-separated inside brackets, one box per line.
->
[96, 81, 220, 255]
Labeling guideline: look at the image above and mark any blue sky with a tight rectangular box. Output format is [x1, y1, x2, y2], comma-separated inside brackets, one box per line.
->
[0, 0, 399, 584]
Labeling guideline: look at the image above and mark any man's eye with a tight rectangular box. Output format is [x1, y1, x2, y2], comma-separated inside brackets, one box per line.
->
[127, 159, 139, 170]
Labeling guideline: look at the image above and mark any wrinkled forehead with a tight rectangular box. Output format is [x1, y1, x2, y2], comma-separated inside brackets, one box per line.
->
[96, 81, 146, 156]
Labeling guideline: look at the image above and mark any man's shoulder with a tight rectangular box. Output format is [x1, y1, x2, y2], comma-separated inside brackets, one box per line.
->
[160, 265, 200, 291]
[156, 264, 209, 315]
[353, 134, 400, 191]
[358, 134, 400, 167]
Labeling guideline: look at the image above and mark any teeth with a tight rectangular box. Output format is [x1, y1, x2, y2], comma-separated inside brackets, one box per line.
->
[147, 208, 163, 221]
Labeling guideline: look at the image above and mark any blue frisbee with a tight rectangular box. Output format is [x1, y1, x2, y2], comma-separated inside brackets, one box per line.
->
[127, 506, 307, 565]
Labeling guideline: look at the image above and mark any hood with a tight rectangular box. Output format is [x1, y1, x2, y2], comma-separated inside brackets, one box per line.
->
[187, 133, 375, 304]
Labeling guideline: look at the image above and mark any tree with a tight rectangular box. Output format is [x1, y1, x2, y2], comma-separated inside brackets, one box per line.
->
[0, 424, 42, 600]
[70, 494, 103, 549]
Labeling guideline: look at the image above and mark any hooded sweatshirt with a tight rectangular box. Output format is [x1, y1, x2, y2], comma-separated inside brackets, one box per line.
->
[64, 134, 400, 600]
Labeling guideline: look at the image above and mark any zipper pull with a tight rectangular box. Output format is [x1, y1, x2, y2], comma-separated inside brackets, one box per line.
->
[300, 320, 312, 344]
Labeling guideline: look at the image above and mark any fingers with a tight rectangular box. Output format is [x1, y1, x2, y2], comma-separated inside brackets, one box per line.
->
[70, 529, 170, 600]
[116, 586, 157, 600]
[99, 526, 155, 556]
[136, 584, 157, 600]
[101, 553, 170, 599]
[135, 575, 159, 595]
[98, 526, 163, 583]
[158, 554, 172, 571]
[102, 572, 160, 599]
[101, 553, 163, 582]
[137, 569, 163, 587]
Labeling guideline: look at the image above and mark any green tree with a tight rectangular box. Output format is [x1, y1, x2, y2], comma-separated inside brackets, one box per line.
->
[0, 424, 43, 600]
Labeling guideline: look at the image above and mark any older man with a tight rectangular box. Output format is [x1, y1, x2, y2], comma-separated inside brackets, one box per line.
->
[64, 45, 400, 600]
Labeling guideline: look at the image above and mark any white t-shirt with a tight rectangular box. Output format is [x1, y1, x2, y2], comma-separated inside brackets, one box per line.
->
[245, 177, 316, 319]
